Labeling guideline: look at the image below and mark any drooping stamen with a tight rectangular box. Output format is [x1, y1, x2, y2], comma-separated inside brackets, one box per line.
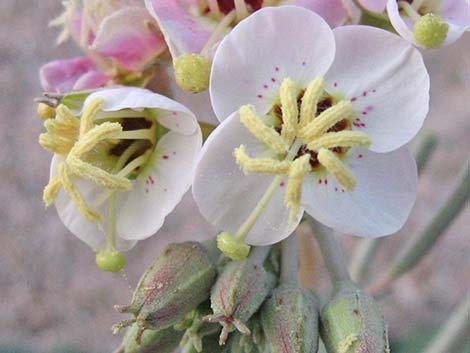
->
[239, 105, 289, 154]
[285, 154, 311, 224]
[43, 176, 62, 207]
[58, 163, 102, 223]
[299, 77, 324, 128]
[299, 100, 353, 141]
[200, 10, 236, 56]
[279, 78, 299, 145]
[235, 145, 292, 175]
[307, 131, 371, 151]
[69, 122, 122, 157]
[39, 133, 75, 156]
[317, 148, 356, 191]
[207, 0, 222, 16]
[398, 1, 421, 20]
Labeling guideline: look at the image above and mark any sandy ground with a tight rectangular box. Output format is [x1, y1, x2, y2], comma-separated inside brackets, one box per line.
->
[0, 1, 468, 352]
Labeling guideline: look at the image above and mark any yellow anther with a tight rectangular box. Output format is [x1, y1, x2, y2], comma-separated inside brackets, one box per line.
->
[217, 231, 251, 260]
[234, 145, 292, 175]
[285, 154, 311, 224]
[307, 131, 371, 151]
[37, 103, 56, 120]
[318, 148, 356, 191]
[173, 53, 211, 93]
[299, 77, 324, 128]
[239, 105, 288, 155]
[43, 176, 62, 207]
[279, 78, 299, 145]
[70, 122, 122, 157]
[44, 118, 79, 140]
[58, 163, 102, 223]
[299, 101, 352, 142]
[39, 133, 75, 156]
[66, 155, 132, 191]
[56, 104, 80, 126]
[80, 98, 104, 137]
[338, 334, 359, 353]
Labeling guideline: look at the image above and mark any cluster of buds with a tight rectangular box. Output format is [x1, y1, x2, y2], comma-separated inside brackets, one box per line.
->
[113, 237, 390, 353]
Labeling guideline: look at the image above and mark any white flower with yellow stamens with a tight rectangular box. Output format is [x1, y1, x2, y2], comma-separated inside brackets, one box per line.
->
[40, 87, 202, 271]
[192, 6, 429, 258]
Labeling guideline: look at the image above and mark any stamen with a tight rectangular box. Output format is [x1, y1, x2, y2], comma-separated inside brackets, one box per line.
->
[234, 145, 292, 175]
[93, 110, 147, 121]
[207, 0, 221, 16]
[39, 133, 75, 156]
[43, 176, 62, 207]
[56, 105, 80, 127]
[66, 155, 132, 191]
[285, 154, 311, 224]
[299, 101, 352, 142]
[317, 148, 356, 191]
[58, 163, 102, 223]
[69, 122, 122, 157]
[398, 1, 421, 20]
[200, 10, 236, 56]
[411, 0, 426, 11]
[234, 0, 249, 21]
[299, 77, 324, 128]
[79, 98, 104, 137]
[44, 119, 79, 140]
[115, 128, 155, 141]
[307, 131, 371, 151]
[239, 105, 288, 155]
[279, 78, 299, 145]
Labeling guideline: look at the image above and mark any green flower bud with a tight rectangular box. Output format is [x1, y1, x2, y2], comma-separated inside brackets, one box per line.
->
[414, 14, 449, 49]
[113, 242, 218, 343]
[205, 250, 276, 345]
[96, 250, 126, 272]
[123, 324, 183, 353]
[261, 285, 320, 353]
[173, 54, 211, 93]
[320, 281, 390, 353]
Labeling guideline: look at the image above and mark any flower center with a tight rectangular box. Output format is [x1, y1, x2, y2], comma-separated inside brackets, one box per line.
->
[39, 98, 160, 224]
[398, 0, 439, 18]
[235, 77, 371, 223]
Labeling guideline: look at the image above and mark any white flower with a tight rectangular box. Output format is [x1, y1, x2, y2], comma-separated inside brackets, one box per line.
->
[40, 87, 201, 270]
[192, 6, 429, 255]
[387, 0, 470, 48]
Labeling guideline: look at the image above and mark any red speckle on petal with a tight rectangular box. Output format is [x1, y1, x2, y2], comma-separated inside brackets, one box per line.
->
[275, 67, 279, 72]
[363, 91, 367, 97]
[263, 84, 268, 89]
[162, 155, 169, 160]
[145, 188, 149, 193]
[176, 123, 180, 128]
[318, 179, 322, 184]
[149, 175, 155, 184]
[257, 94, 263, 99]
[351, 97, 357, 102]
[362, 111, 367, 115]
[366, 105, 374, 111]
[172, 151, 176, 155]
[145, 179, 149, 185]
[271, 78, 276, 82]
[342, 189, 345, 193]
[302, 61, 306, 66]
[358, 154, 363, 158]
[335, 187, 338, 191]
[324, 179, 328, 185]
[172, 112, 177, 116]
[280, 181, 285, 187]
[334, 82, 338, 87]
[372, 89, 376, 93]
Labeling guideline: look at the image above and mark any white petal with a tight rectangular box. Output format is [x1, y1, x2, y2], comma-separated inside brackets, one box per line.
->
[192, 111, 302, 246]
[51, 155, 137, 252]
[441, 0, 470, 27]
[116, 129, 202, 240]
[85, 87, 199, 135]
[386, 0, 417, 44]
[325, 25, 429, 152]
[302, 147, 418, 238]
[210, 6, 335, 122]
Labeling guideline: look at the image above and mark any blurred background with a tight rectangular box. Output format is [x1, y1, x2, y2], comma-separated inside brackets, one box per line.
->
[0, 1, 468, 352]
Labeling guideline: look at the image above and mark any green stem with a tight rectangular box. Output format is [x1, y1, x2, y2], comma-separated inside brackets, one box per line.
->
[248, 245, 272, 266]
[306, 215, 351, 283]
[107, 193, 117, 251]
[415, 131, 438, 176]
[369, 162, 470, 295]
[349, 238, 383, 285]
[280, 234, 299, 286]
[422, 294, 470, 353]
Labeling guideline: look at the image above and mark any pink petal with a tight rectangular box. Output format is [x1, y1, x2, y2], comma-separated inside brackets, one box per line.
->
[72, 70, 110, 91]
[92, 7, 167, 71]
[39, 57, 97, 93]
[357, 0, 387, 13]
[290, 0, 350, 27]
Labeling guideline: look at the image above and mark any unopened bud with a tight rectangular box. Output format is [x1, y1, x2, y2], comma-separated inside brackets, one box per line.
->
[173, 54, 211, 93]
[261, 285, 319, 353]
[320, 281, 389, 353]
[123, 324, 183, 353]
[414, 14, 449, 49]
[204, 250, 276, 345]
[37, 103, 56, 120]
[113, 242, 218, 343]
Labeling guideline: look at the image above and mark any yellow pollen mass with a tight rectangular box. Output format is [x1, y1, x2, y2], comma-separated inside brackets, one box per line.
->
[279, 78, 299, 145]
[318, 148, 356, 191]
[234, 145, 292, 175]
[285, 154, 311, 224]
[307, 131, 371, 150]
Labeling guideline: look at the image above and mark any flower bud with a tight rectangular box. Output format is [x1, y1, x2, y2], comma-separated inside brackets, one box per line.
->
[204, 252, 276, 345]
[123, 324, 183, 353]
[173, 54, 211, 93]
[113, 242, 218, 343]
[414, 14, 449, 49]
[261, 285, 320, 353]
[96, 249, 126, 272]
[320, 281, 389, 353]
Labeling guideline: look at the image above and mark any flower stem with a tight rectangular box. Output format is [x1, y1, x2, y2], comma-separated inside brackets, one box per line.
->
[280, 234, 299, 286]
[249, 245, 272, 266]
[422, 294, 470, 353]
[369, 161, 470, 295]
[349, 238, 383, 285]
[305, 215, 351, 283]
[415, 131, 438, 175]
[107, 193, 117, 251]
